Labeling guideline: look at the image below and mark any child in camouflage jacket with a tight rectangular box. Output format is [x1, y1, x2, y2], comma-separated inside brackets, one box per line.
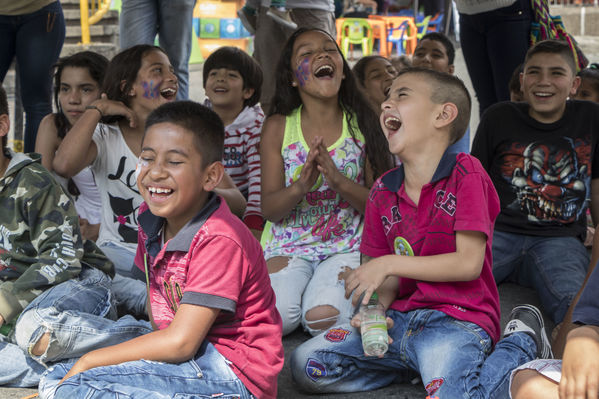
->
[0, 85, 151, 387]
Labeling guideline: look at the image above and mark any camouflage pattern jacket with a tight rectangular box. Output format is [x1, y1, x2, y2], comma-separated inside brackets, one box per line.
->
[0, 151, 114, 323]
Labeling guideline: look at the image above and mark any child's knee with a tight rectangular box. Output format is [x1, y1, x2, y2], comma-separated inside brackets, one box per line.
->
[305, 305, 340, 333]
[510, 369, 558, 399]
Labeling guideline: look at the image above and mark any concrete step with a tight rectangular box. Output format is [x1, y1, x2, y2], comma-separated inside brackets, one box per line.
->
[63, 8, 119, 26]
[550, 4, 599, 36]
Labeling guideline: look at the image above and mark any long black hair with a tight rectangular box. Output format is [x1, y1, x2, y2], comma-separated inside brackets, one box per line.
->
[269, 28, 393, 179]
[52, 51, 109, 138]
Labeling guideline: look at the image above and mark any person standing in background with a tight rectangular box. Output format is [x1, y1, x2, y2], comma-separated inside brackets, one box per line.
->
[454, 0, 532, 116]
[0, 0, 65, 153]
[119, 0, 195, 100]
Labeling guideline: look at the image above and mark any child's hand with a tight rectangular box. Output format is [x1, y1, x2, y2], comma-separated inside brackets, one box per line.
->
[350, 314, 394, 357]
[58, 356, 90, 385]
[91, 94, 137, 127]
[560, 326, 599, 399]
[344, 257, 389, 306]
[0, 314, 4, 327]
[296, 143, 321, 194]
[312, 136, 344, 191]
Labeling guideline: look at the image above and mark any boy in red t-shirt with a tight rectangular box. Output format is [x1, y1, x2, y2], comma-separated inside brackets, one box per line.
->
[40, 101, 283, 399]
[290, 68, 551, 398]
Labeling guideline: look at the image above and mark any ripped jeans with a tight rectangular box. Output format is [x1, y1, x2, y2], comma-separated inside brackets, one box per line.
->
[0, 266, 152, 387]
[269, 252, 360, 336]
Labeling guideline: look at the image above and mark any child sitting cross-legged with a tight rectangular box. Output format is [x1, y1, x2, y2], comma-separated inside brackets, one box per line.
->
[289, 68, 552, 398]
[0, 84, 151, 388]
[39, 101, 284, 399]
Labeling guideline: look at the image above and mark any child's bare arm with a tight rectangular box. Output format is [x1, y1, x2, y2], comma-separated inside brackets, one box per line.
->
[61, 304, 219, 382]
[346, 230, 486, 306]
[53, 95, 134, 177]
[35, 114, 60, 171]
[214, 172, 247, 218]
[261, 115, 319, 221]
[560, 325, 599, 399]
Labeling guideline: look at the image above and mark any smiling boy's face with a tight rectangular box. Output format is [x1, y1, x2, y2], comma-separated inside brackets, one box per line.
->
[380, 73, 443, 156]
[137, 122, 214, 235]
[520, 52, 580, 124]
[412, 38, 454, 75]
[204, 68, 253, 110]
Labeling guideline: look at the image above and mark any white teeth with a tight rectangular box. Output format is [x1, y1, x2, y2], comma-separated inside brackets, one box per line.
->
[161, 88, 175, 96]
[315, 65, 334, 77]
[535, 92, 552, 97]
[384, 116, 401, 130]
[148, 187, 172, 194]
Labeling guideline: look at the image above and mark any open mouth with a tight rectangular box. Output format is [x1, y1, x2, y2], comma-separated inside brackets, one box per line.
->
[314, 64, 334, 78]
[533, 91, 553, 98]
[213, 87, 228, 93]
[148, 186, 173, 197]
[384, 116, 401, 131]
[160, 88, 177, 100]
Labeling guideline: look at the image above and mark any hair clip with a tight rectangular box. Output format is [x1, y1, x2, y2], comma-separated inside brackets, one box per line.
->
[590, 63, 599, 70]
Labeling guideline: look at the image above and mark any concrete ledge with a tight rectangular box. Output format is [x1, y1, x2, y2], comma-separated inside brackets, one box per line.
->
[550, 5, 599, 36]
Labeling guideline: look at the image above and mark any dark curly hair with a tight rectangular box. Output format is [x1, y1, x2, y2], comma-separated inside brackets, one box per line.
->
[269, 28, 393, 179]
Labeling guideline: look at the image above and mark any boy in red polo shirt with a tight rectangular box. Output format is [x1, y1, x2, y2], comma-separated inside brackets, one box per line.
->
[39, 101, 283, 399]
[290, 68, 552, 398]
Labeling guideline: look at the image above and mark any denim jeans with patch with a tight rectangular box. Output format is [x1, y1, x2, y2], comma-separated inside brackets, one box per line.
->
[269, 252, 360, 336]
[39, 341, 253, 399]
[0, 266, 152, 387]
[492, 230, 589, 324]
[291, 309, 537, 398]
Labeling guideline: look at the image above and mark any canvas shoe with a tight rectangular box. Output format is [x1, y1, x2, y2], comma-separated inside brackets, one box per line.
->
[266, 7, 297, 30]
[504, 304, 553, 359]
[237, 6, 257, 35]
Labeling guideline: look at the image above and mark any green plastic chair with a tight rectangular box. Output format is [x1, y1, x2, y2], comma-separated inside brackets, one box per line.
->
[415, 15, 431, 40]
[340, 18, 373, 58]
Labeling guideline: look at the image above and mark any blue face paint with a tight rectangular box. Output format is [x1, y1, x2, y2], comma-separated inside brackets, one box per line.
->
[142, 81, 160, 99]
[294, 57, 310, 87]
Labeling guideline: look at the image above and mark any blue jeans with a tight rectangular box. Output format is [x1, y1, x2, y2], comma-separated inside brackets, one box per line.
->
[291, 309, 537, 398]
[39, 341, 253, 399]
[458, 0, 532, 115]
[98, 241, 148, 317]
[492, 230, 589, 324]
[0, 1, 65, 152]
[269, 252, 360, 336]
[0, 266, 152, 387]
[119, 0, 195, 100]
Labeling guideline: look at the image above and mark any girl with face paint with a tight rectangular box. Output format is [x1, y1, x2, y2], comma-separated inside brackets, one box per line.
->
[51, 45, 245, 317]
[260, 28, 394, 337]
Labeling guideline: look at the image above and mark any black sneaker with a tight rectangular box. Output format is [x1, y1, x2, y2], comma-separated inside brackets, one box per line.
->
[503, 304, 553, 359]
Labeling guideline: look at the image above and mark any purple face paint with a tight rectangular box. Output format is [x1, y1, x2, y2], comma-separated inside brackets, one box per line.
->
[142, 81, 160, 99]
[294, 57, 310, 87]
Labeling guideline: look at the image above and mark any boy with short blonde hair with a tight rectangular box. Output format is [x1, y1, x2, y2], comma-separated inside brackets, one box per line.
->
[289, 68, 551, 398]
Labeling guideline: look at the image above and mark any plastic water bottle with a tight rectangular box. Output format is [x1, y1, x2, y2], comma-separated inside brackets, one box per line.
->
[360, 292, 388, 356]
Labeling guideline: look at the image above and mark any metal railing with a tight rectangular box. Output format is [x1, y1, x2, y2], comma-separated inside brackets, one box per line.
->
[79, 0, 112, 44]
